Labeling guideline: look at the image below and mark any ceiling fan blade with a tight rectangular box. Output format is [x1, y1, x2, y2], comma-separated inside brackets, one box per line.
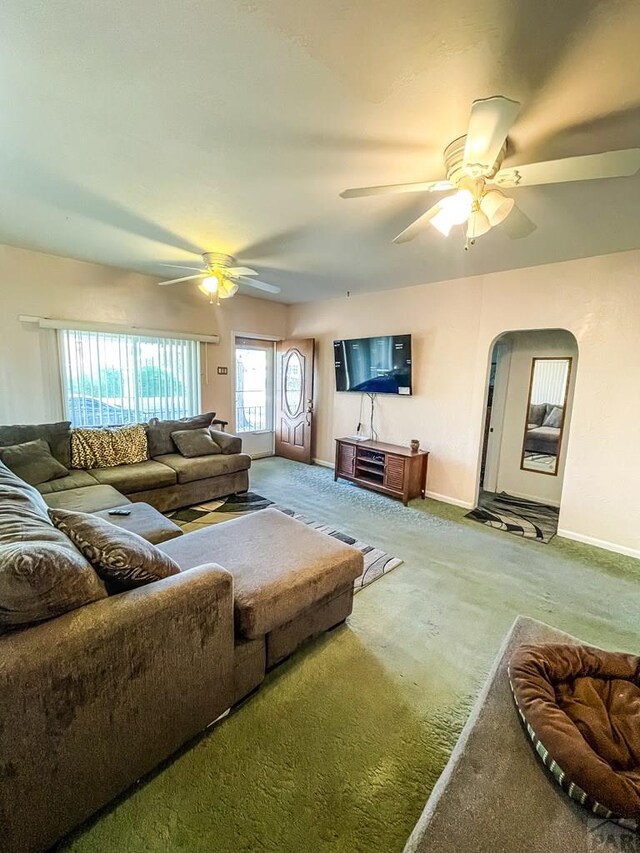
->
[158, 273, 207, 286]
[494, 148, 640, 188]
[227, 266, 258, 277]
[340, 179, 453, 199]
[463, 96, 520, 178]
[392, 201, 444, 244]
[501, 204, 537, 240]
[238, 277, 281, 294]
[159, 263, 205, 272]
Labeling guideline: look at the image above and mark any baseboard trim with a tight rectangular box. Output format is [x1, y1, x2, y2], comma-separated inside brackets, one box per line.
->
[251, 452, 275, 460]
[426, 490, 475, 509]
[556, 528, 640, 561]
[313, 458, 334, 469]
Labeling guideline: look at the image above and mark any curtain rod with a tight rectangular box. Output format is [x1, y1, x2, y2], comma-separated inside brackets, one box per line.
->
[18, 315, 220, 344]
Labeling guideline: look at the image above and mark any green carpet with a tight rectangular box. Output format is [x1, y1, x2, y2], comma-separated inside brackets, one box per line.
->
[62, 458, 640, 853]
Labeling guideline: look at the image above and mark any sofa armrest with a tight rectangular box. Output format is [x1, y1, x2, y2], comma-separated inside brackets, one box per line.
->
[0, 564, 235, 853]
[210, 427, 242, 454]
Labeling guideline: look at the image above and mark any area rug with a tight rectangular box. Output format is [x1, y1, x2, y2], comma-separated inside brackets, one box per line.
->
[464, 491, 559, 543]
[167, 493, 403, 592]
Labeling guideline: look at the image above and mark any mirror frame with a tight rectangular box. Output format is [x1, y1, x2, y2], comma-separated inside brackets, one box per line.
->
[520, 356, 572, 477]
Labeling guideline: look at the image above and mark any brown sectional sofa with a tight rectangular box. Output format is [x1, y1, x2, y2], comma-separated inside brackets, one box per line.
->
[0, 420, 364, 853]
[0, 418, 252, 514]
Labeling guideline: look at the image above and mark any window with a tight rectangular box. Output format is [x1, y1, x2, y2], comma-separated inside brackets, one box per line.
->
[60, 329, 201, 427]
[235, 337, 274, 433]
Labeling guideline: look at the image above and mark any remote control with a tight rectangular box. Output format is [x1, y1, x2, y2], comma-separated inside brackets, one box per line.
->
[108, 509, 131, 516]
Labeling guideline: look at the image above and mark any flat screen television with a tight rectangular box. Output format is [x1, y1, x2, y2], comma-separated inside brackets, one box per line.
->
[333, 334, 413, 395]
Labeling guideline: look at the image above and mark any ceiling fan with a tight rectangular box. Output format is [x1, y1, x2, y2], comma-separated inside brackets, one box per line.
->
[340, 96, 640, 248]
[158, 252, 281, 304]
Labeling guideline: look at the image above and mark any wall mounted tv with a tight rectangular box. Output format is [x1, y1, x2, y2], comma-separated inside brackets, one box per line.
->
[333, 335, 413, 395]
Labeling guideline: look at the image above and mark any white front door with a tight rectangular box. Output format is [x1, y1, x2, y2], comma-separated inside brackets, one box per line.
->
[234, 336, 276, 458]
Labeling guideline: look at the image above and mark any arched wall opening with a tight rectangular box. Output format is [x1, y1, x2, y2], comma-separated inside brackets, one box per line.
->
[473, 328, 578, 534]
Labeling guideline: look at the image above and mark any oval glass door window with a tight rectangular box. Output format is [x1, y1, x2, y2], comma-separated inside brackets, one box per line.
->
[284, 351, 303, 416]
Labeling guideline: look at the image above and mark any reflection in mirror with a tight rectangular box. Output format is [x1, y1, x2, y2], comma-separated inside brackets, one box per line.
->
[521, 357, 571, 476]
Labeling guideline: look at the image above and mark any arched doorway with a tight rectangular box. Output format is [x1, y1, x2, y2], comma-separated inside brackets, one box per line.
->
[470, 328, 578, 543]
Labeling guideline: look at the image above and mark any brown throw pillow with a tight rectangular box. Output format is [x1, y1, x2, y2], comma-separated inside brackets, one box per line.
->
[146, 413, 216, 457]
[0, 438, 69, 486]
[0, 421, 71, 467]
[172, 427, 222, 458]
[49, 508, 180, 591]
[0, 539, 107, 633]
[542, 406, 564, 429]
[208, 428, 242, 455]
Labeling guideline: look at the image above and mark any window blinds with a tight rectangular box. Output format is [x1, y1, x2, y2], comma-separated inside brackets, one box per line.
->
[59, 329, 201, 427]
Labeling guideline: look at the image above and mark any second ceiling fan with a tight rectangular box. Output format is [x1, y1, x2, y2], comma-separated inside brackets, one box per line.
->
[341, 96, 640, 247]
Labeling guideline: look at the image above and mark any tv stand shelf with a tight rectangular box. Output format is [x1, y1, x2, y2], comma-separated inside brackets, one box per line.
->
[334, 438, 428, 506]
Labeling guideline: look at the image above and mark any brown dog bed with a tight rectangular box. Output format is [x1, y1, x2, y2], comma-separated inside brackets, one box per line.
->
[509, 642, 640, 829]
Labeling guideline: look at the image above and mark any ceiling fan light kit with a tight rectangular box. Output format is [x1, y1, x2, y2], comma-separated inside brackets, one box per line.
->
[340, 95, 640, 250]
[199, 274, 219, 293]
[480, 189, 514, 227]
[466, 206, 491, 240]
[431, 189, 473, 236]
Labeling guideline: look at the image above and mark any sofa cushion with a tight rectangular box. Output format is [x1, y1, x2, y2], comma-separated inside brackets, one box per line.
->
[0, 538, 107, 633]
[43, 484, 129, 513]
[542, 406, 564, 429]
[158, 508, 363, 639]
[36, 470, 100, 494]
[209, 428, 242, 455]
[71, 424, 148, 469]
[172, 427, 222, 458]
[0, 421, 71, 467]
[89, 460, 177, 493]
[0, 459, 50, 519]
[147, 413, 216, 457]
[0, 461, 107, 632]
[0, 438, 69, 486]
[49, 508, 180, 592]
[154, 452, 251, 485]
[527, 403, 547, 427]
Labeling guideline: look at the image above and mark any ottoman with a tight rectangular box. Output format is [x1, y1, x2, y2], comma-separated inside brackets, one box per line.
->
[159, 508, 364, 666]
[94, 502, 183, 545]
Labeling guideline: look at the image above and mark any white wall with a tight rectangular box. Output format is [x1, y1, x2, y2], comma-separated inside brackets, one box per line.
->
[490, 330, 578, 506]
[0, 243, 288, 425]
[288, 249, 640, 558]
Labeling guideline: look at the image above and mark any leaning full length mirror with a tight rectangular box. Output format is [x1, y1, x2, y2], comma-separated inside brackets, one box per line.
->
[521, 357, 572, 476]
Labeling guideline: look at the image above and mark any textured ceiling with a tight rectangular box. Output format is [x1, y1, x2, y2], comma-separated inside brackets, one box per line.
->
[0, 0, 638, 302]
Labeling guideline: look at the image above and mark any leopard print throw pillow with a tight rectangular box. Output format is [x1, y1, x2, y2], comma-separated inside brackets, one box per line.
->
[71, 424, 148, 469]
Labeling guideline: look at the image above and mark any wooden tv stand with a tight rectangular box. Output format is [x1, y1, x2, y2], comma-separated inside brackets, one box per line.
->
[334, 438, 429, 506]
